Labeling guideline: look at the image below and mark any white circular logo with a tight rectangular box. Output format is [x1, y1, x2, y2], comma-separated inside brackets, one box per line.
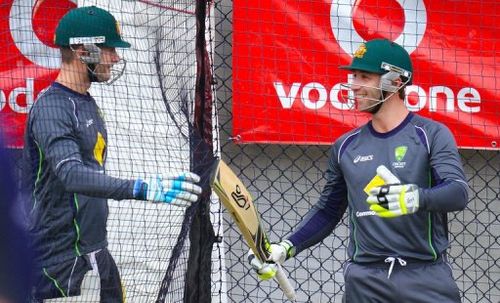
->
[9, 0, 77, 69]
[330, 0, 427, 56]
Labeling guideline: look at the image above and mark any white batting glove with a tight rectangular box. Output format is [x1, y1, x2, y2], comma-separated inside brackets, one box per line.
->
[268, 240, 295, 264]
[247, 240, 295, 281]
[247, 250, 277, 281]
[133, 172, 202, 207]
[366, 165, 420, 218]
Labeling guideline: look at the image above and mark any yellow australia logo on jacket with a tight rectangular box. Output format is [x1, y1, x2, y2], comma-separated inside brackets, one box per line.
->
[93, 132, 106, 166]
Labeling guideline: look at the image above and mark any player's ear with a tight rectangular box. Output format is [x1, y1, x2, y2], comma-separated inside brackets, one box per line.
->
[392, 77, 403, 87]
[71, 45, 89, 61]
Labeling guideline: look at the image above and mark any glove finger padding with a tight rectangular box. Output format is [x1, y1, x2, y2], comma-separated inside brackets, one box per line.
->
[366, 193, 401, 206]
[376, 165, 401, 184]
[161, 179, 202, 195]
[369, 203, 404, 218]
[366, 184, 420, 217]
[135, 172, 202, 206]
[368, 184, 405, 196]
[163, 172, 201, 183]
[247, 250, 277, 281]
[164, 190, 200, 206]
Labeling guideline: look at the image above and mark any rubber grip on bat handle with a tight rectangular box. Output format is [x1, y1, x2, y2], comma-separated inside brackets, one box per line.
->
[275, 263, 297, 301]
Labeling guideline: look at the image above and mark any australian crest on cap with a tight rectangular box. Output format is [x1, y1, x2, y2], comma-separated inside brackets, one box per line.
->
[115, 21, 122, 36]
[353, 43, 367, 58]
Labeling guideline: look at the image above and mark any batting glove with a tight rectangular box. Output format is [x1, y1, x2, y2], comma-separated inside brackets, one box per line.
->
[248, 250, 278, 281]
[247, 240, 295, 281]
[366, 165, 420, 218]
[133, 172, 202, 207]
[268, 240, 295, 264]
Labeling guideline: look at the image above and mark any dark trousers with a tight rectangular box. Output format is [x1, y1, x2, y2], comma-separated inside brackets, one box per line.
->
[342, 257, 461, 303]
[32, 248, 123, 303]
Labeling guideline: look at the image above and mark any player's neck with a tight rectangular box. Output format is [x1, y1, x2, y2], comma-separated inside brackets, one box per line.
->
[371, 97, 409, 133]
[56, 63, 91, 95]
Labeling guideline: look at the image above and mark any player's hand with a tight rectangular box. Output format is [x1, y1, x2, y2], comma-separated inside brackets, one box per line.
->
[133, 172, 202, 207]
[268, 240, 295, 264]
[366, 165, 420, 218]
[247, 240, 294, 280]
[247, 250, 277, 281]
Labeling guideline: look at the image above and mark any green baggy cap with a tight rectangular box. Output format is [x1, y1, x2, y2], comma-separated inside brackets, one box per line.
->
[340, 39, 412, 84]
[55, 6, 131, 48]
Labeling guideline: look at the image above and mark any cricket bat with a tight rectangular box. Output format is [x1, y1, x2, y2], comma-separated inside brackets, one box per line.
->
[211, 159, 297, 301]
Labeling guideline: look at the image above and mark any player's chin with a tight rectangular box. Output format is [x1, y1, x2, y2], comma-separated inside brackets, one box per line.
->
[95, 72, 112, 82]
[360, 104, 380, 114]
[355, 101, 369, 112]
[357, 107, 372, 113]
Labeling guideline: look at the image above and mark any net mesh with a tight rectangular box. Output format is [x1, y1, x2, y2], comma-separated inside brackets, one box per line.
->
[210, 0, 499, 302]
[93, 1, 198, 301]
[5, 0, 207, 302]
[2, 0, 499, 302]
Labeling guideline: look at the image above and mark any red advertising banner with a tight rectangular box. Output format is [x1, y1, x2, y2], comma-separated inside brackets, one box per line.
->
[233, 0, 499, 149]
[0, 0, 76, 148]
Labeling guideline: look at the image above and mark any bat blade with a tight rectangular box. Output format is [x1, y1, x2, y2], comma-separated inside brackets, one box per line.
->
[211, 159, 270, 261]
[211, 159, 296, 301]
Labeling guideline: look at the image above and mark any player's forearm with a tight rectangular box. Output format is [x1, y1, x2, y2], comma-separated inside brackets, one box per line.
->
[419, 179, 469, 212]
[288, 209, 337, 255]
[288, 159, 348, 255]
[288, 199, 346, 255]
[58, 161, 135, 200]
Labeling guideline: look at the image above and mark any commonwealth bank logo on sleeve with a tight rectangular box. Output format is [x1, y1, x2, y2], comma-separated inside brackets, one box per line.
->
[392, 145, 408, 168]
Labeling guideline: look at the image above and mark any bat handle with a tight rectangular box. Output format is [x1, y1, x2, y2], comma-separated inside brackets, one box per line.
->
[275, 263, 297, 302]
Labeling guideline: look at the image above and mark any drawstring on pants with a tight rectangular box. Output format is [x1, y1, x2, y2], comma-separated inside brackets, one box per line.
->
[88, 249, 102, 274]
[384, 257, 407, 279]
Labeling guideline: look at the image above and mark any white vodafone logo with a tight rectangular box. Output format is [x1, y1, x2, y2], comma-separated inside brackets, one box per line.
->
[330, 0, 427, 56]
[9, 0, 77, 69]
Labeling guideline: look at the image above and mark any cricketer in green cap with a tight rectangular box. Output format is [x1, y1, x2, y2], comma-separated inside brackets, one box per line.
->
[55, 5, 131, 48]
[249, 36, 467, 303]
[339, 38, 413, 113]
[54, 6, 131, 85]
